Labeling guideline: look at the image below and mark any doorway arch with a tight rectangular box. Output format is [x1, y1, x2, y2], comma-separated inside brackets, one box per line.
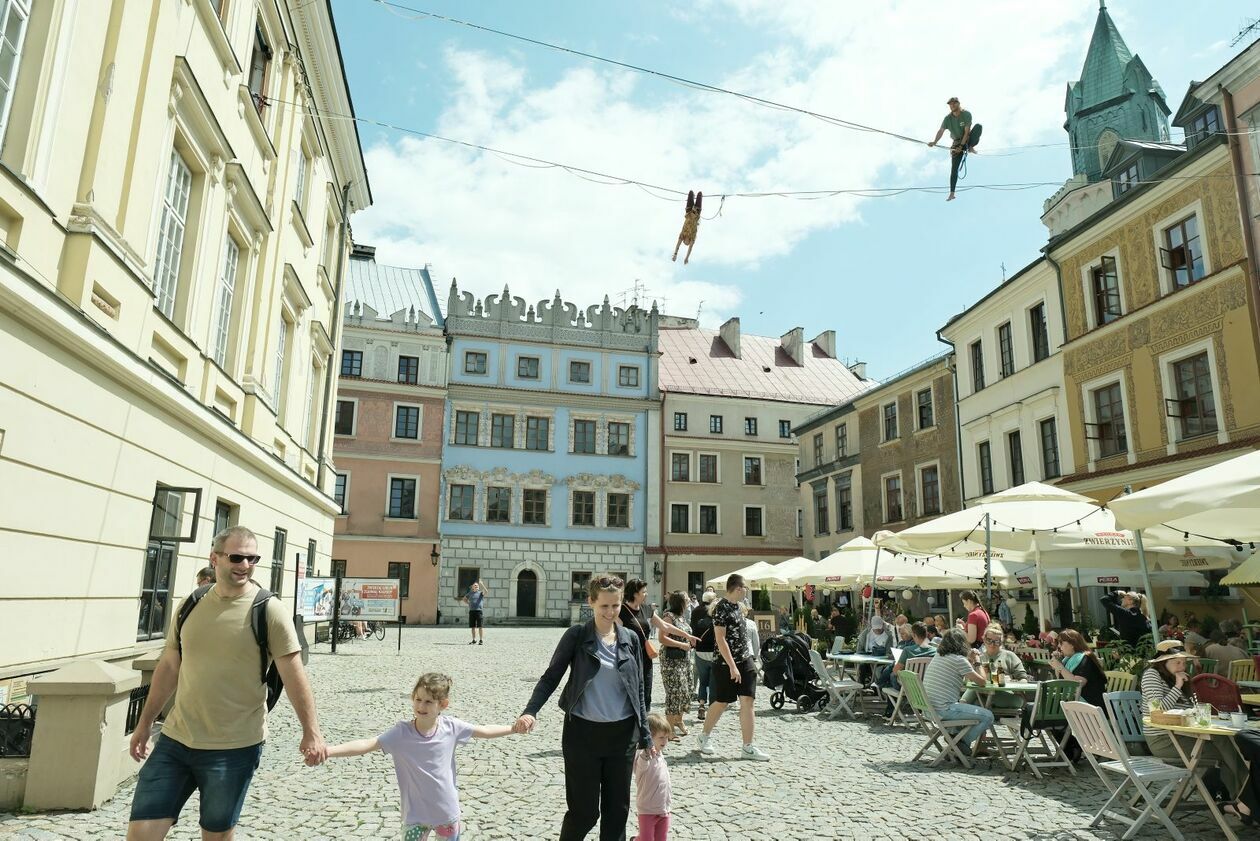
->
[508, 560, 545, 619]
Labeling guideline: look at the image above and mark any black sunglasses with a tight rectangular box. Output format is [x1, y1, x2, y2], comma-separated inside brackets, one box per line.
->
[593, 575, 624, 588]
[220, 552, 262, 565]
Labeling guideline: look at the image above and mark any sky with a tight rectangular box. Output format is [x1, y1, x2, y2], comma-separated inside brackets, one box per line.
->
[331, 0, 1259, 381]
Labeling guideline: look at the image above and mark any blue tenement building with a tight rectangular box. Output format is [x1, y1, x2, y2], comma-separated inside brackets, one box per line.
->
[438, 283, 659, 623]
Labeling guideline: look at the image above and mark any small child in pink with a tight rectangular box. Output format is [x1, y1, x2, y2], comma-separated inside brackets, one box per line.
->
[634, 713, 673, 840]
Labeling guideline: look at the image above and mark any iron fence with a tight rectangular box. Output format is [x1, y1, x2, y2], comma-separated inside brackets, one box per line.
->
[0, 704, 35, 757]
[125, 685, 150, 735]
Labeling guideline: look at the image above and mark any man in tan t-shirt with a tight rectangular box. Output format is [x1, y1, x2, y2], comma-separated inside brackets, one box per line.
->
[126, 526, 327, 840]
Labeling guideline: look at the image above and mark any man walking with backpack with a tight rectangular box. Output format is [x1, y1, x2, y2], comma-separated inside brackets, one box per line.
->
[126, 526, 327, 840]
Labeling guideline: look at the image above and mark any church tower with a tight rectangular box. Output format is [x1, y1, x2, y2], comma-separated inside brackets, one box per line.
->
[1064, 1, 1170, 182]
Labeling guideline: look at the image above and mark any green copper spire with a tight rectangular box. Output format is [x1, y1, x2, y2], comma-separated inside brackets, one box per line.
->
[1064, 2, 1169, 181]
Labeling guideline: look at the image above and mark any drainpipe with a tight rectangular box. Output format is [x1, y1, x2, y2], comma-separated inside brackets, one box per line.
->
[316, 182, 353, 489]
[1220, 86, 1260, 356]
[936, 331, 966, 508]
[658, 388, 668, 595]
[1044, 252, 1068, 351]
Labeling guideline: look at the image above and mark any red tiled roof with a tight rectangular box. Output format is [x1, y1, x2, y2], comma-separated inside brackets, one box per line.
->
[657, 327, 870, 406]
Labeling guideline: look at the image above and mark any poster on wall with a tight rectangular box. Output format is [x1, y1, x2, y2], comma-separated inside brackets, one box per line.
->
[298, 577, 337, 623]
[340, 578, 401, 621]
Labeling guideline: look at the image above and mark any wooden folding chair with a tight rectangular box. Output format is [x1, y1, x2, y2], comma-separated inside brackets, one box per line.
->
[1062, 700, 1190, 841]
[1103, 690, 1148, 757]
[1228, 658, 1256, 684]
[1104, 670, 1135, 693]
[882, 656, 932, 726]
[897, 670, 980, 768]
[807, 648, 861, 720]
[1007, 679, 1079, 778]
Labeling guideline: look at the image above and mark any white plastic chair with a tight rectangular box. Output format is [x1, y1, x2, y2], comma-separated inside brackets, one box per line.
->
[807, 648, 862, 720]
[1061, 701, 1191, 841]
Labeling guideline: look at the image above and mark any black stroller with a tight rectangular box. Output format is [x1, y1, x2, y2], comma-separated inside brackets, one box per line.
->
[761, 632, 829, 712]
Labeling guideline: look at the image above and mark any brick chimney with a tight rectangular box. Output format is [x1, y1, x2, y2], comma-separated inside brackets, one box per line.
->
[810, 330, 836, 359]
[719, 317, 741, 358]
[780, 327, 805, 366]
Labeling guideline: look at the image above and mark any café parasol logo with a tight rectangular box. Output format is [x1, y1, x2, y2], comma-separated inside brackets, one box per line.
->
[824, 576, 845, 583]
[1017, 576, 1033, 585]
[1095, 576, 1121, 584]
[1082, 531, 1135, 547]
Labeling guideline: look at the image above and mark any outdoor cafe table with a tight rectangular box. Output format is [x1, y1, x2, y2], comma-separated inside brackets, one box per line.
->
[1239, 679, 1260, 692]
[969, 680, 1039, 709]
[826, 653, 893, 683]
[1243, 693, 1260, 706]
[1144, 716, 1250, 841]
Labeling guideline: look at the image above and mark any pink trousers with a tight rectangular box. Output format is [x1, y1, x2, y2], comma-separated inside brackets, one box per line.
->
[637, 813, 670, 840]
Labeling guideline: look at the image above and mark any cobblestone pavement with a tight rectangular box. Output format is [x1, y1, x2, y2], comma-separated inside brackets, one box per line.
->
[0, 627, 1234, 840]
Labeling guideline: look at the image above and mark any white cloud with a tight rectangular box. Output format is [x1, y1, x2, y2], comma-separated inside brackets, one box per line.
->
[355, 4, 1094, 327]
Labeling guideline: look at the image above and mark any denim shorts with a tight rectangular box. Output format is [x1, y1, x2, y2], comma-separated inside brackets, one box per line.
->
[129, 734, 263, 832]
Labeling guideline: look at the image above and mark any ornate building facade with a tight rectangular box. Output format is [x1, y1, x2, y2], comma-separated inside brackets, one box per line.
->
[438, 284, 659, 623]
[331, 245, 446, 623]
[0, 0, 369, 674]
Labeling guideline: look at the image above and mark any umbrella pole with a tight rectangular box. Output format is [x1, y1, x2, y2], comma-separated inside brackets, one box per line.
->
[985, 513, 993, 605]
[1075, 567, 1083, 627]
[1135, 528, 1161, 645]
[869, 549, 881, 624]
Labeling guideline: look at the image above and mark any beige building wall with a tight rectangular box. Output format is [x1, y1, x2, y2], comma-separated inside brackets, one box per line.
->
[0, 0, 369, 674]
[658, 393, 813, 593]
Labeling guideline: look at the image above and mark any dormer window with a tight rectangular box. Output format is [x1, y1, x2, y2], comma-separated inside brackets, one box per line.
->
[1187, 106, 1221, 149]
[1114, 162, 1139, 195]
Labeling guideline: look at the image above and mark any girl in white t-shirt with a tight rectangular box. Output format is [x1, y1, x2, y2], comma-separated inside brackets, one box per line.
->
[318, 673, 516, 840]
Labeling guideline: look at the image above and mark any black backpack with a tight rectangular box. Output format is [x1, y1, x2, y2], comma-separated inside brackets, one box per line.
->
[176, 585, 285, 711]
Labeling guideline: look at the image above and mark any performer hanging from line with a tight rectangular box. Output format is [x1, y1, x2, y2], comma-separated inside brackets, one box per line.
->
[672, 190, 702, 264]
[928, 96, 983, 201]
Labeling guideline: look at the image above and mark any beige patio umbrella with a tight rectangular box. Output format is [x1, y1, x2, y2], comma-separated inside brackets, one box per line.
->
[707, 561, 776, 588]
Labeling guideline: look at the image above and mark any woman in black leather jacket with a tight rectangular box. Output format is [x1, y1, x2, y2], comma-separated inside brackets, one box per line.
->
[1100, 590, 1151, 646]
[515, 574, 653, 841]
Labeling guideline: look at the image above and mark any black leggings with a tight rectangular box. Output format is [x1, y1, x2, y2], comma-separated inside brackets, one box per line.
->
[1234, 729, 1260, 811]
[949, 123, 983, 192]
[559, 715, 637, 841]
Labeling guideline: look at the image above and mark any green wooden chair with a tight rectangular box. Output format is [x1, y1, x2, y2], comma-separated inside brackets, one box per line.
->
[898, 670, 980, 768]
[1189, 657, 1216, 677]
[1008, 679, 1080, 778]
[1105, 670, 1136, 693]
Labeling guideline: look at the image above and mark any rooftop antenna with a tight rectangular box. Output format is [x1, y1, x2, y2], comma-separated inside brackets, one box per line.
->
[1232, 18, 1260, 47]
[1001, 261, 1007, 282]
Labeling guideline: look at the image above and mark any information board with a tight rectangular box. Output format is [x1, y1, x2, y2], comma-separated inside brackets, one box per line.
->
[297, 577, 337, 623]
[340, 578, 401, 621]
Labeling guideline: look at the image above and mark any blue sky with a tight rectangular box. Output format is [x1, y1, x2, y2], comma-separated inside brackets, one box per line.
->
[332, 0, 1258, 380]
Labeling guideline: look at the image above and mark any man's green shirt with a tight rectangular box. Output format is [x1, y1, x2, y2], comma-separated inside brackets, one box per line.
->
[941, 110, 972, 143]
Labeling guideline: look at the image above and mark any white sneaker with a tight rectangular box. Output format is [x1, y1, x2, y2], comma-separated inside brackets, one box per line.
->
[741, 744, 770, 761]
[697, 733, 714, 755]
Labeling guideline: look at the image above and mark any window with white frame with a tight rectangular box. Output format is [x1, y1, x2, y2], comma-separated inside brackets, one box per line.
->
[525, 416, 550, 451]
[486, 487, 511, 523]
[607, 493, 630, 528]
[398, 356, 419, 384]
[273, 314, 289, 406]
[1040, 418, 1061, 480]
[334, 473, 348, 514]
[618, 365, 640, 387]
[835, 423, 848, 457]
[836, 473, 853, 530]
[572, 419, 597, 454]
[1091, 256, 1122, 326]
[744, 417, 758, 436]
[572, 491, 595, 526]
[0, 0, 30, 143]
[744, 506, 764, 537]
[670, 452, 690, 482]
[1090, 382, 1128, 458]
[743, 456, 762, 485]
[247, 20, 272, 115]
[917, 388, 934, 430]
[1029, 302, 1050, 362]
[153, 150, 193, 319]
[970, 340, 985, 391]
[997, 322, 1015, 378]
[1169, 351, 1218, 439]
[813, 484, 829, 534]
[1008, 430, 1025, 486]
[394, 405, 420, 440]
[211, 237, 240, 368]
[334, 400, 355, 435]
[919, 464, 940, 516]
[978, 441, 994, 495]
[670, 503, 690, 533]
[569, 360, 591, 383]
[1114, 162, 1140, 194]
[388, 478, 417, 519]
[453, 410, 479, 445]
[608, 421, 630, 455]
[698, 453, 718, 483]
[882, 402, 898, 441]
[517, 356, 539, 379]
[491, 413, 514, 448]
[883, 474, 903, 522]
[699, 504, 718, 534]
[813, 433, 824, 466]
[293, 147, 309, 208]
[673, 412, 687, 431]
[523, 489, 547, 525]
[1161, 215, 1206, 289]
[779, 420, 791, 438]
[447, 484, 474, 521]
[464, 351, 487, 375]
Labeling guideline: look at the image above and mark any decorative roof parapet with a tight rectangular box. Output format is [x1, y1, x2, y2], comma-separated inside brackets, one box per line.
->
[445, 280, 659, 352]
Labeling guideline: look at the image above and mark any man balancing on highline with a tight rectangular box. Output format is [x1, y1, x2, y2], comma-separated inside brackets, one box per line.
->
[928, 96, 983, 201]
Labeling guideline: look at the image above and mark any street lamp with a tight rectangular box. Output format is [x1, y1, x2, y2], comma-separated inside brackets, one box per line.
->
[652, 561, 662, 584]
[430, 546, 440, 567]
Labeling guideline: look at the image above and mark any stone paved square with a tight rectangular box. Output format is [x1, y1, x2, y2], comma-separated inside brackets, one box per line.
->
[0, 627, 1231, 840]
